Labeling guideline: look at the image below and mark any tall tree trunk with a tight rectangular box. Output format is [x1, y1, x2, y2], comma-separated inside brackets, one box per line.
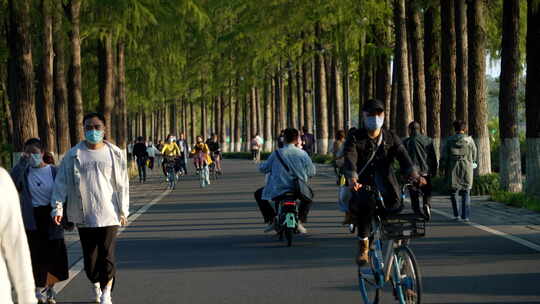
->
[455, 0, 468, 123]
[440, 0, 457, 139]
[525, 0, 540, 196]
[499, 0, 522, 192]
[332, 56, 344, 132]
[375, 24, 391, 128]
[287, 62, 296, 129]
[425, 4, 442, 155]
[98, 33, 115, 140]
[37, 0, 56, 154]
[201, 80, 207, 140]
[264, 77, 273, 151]
[325, 54, 334, 141]
[315, 22, 329, 154]
[116, 41, 127, 150]
[296, 68, 304, 129]
[8, 0, 38, 152]
[171, 101, 178, 136]
[250, 87, 257, 138]
[302, 58, 313, 133]
[234, 87, 242, 152]
[219, 93, 226, 149]
[407, 0, 427, 129]
[66, 0, 83, 144]
[342, 57, 351, 130]
[394, 0, 413, 137]
[390, 56, 398, 130]
[468, 0, 491, 175]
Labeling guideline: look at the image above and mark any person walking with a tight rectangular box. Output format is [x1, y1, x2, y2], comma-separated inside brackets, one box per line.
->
[0, 167, 37, 304]
[51, 113, 129, 304]
[441, 120, 477, 222]
[11, 138, 69, 304]
[250, 135, 262, 163]
[146, 141, 159, 171]
[132, 136, 149, 183]
[301, 126, 316, 156]
[176, 133, 190, 175]
[403, 122, 438, 219]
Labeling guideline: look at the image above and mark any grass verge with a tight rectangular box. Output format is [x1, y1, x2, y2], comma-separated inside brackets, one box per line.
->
[491, 191, 540, 213]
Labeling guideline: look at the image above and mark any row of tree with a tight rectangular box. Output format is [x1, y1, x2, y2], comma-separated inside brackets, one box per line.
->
[0, 0, 539, 196]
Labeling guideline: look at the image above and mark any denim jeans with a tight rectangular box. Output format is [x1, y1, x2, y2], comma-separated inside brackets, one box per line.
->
[136, 158, 147, 181]
[451, 189, 471, 219]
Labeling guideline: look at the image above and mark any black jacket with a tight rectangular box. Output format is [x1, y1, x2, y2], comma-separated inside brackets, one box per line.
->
[133, 142, 148, 159]
[343, 128, 417, 206]
[403, 134, 438, 177]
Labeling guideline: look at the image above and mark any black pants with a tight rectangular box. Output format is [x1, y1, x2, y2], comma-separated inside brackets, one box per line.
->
[78, 226, 118, 288]
[136, 157, 147, 181]
[254, 187, 312, 223]
[148, 157, 155, 170]
[27, 206, 69, 287]
[350, 189, 400, 239]
[410, 176, 432, 214]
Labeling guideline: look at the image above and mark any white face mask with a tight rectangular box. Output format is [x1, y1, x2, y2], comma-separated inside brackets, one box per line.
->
[363, 113, 385, 131]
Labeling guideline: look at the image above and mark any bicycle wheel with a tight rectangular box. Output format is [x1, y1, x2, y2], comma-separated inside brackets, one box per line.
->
[393, 246, 422, 304]
[358, 260, 381, 304]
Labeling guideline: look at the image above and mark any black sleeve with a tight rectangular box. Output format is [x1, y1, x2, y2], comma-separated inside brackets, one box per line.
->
[427, 139, 438, 176]
[343, 132, 359, 179]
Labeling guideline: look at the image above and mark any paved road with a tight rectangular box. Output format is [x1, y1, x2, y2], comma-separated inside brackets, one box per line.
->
[57, 159, 540, 304]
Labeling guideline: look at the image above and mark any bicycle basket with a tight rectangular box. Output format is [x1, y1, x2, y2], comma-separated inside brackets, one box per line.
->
[381, 214, 426, 240]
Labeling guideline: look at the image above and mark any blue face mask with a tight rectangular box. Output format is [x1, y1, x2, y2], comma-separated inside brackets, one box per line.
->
[85, 130, 104, 144]
[364, 115, 385, 131]
[30, 153, 42, 167]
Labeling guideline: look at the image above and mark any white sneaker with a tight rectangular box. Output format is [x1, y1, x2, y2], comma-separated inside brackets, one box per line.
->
[264, 221, 275, 233]
[100, 288, 112, 304]
[297, 222, 308, 234]
[92, 283, 102, 303]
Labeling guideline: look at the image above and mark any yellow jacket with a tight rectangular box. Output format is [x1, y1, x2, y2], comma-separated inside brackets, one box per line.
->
[191, 143, 213, 164]
[161, 142, 181, 157]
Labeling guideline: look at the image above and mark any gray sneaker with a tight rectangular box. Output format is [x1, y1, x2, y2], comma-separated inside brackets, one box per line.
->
[297, 222, 308, 234]
[264, 220, 275, 233]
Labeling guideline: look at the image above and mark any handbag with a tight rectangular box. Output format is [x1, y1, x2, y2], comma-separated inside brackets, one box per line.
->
[275, 150, 314, 203]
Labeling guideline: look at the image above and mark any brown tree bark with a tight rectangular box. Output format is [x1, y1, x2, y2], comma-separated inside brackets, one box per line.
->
[440, 0, 457, 139]
[407, 0, 427, 129]
[234, 86, 242, 152]
[296, 69, 304, 129]
[36, 0, 56, 154]
[342, 57, 351, 130]
[332, 56, 344, 132]
[315, 22, 329, 153]
[499, 0, 522, 192]
[98, 33, 115, 140]
[116, 41, 127, 150]
[250, 87, 257, 138]
[263, 77, 273, 151]
[390, 56, 398, 130]
[468, 0, 491, 174]
[425, 4, 442, 155]
[201, 80, 207, 140]
[190, 102, 196, 146]
[455, 0, 468, 123]
[219, 92, 226, 147]
[8, 0, 38, 152]
[287, 62, 296, 129]
[66, 0, 84, 144]
[302, 56, 313, 133]
[525, 0, 540, 196]
[394, 0, 413, 137]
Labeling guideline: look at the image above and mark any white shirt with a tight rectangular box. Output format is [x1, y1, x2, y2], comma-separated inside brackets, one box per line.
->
[27, 165, 54, 207]
[147, 145, 159, 158]
[0, 168, 37, 304]
[79, 145, 120, 227]
[255, 136, 264, 146]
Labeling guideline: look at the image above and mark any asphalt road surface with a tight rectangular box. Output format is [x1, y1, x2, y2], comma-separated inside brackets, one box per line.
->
[57, 159, 540, 304]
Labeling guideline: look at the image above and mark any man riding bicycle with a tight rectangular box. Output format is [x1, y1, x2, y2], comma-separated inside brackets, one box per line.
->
[161, 134, 181, 181]
[206, 134, 222, 174]
[343, 99, 424, 266]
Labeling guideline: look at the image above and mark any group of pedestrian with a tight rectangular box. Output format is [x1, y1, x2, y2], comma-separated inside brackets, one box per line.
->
[2, 112, 129, 304]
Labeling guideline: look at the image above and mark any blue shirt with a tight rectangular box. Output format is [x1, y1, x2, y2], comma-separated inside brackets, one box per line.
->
[259, 144, 316, 201]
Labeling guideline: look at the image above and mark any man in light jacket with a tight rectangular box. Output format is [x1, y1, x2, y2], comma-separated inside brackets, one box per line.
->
[51, 113, 129, 304]
[0, 167, 37, 304]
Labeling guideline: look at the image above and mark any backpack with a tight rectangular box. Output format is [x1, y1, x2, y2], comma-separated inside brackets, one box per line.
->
[449, 136, 469, 161]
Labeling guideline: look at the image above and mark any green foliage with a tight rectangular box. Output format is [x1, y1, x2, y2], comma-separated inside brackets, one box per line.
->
[432, 173, 501, 196]
[491, 191, 540, 213]
[311, 154, 334, 164]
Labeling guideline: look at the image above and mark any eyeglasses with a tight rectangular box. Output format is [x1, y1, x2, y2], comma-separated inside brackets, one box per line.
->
[84, 124, 104, 131]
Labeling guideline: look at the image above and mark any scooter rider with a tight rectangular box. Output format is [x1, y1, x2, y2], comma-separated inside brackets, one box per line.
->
[343, 99, 425, 266]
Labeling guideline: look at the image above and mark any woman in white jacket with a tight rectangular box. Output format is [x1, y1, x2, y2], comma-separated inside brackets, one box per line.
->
[0, 167, 37, 304]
